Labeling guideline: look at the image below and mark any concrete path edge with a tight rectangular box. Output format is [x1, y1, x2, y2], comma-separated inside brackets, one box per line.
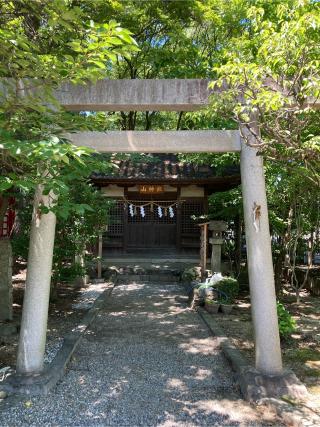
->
[0, 282, 115, 396]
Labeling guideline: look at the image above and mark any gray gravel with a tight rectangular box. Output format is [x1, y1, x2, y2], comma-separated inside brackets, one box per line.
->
[71, 282, 109, 310]
[44, 337, 64, 364]
[43, 283, 109, 365]
[0, 282, 280, 426]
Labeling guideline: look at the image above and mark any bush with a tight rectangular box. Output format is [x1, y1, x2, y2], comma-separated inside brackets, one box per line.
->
[181, 267, 201, 283]
[277, 302, 296, 338]
[215, 277, 239, 304]
[205, 298, 217, 305]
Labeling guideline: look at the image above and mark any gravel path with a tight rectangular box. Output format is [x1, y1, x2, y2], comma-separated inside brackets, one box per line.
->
[0, 282, 280, 426]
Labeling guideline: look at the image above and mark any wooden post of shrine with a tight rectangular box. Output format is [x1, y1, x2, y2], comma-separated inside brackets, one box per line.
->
[198, 222, 209, 281]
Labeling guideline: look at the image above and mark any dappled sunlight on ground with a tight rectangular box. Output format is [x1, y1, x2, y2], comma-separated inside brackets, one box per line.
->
[215, 288, 320, 409]
[166, 378, 188, 392]
[0, 281, 282, 426]
[191, 367, 213, 381]
[179, 337, 220, 355]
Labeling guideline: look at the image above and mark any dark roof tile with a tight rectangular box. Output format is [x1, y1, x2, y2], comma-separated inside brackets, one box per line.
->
[91, 154, 239, 182]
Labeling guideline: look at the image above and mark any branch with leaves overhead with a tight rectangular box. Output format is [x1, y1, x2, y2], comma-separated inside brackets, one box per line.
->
[209, 0, 320, 187]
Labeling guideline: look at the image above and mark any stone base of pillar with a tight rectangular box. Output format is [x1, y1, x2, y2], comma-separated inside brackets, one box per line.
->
[238, 367, 309, 402]
[198, 308, 309, 403]
[91, 278, 105, 284]
[0, 238, 13, 321]
[73, 274, 90, 288]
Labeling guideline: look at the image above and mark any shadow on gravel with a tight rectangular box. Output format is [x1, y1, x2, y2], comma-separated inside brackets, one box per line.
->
[0, 283, 281, 427]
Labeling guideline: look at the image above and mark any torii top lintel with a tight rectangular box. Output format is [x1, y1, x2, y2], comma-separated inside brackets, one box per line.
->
[55, 79, 211, 112]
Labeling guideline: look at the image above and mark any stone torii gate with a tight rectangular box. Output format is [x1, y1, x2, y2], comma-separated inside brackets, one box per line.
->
[17, 79, 282, 386]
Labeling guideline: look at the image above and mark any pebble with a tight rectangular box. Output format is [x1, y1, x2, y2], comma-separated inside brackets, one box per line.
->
[44, 337, 64, 364]
[0, 390, 7, 399]
[71, 282, 108, 310]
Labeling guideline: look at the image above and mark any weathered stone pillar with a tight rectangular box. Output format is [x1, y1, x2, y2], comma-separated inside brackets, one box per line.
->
[198, 222, 209, 280]
[209, 221, 227, 273]
[16, 185, 57, 375]
[74, 250, 87, 288]
[0, 238, 13, 321]
[97, 233, 103, 279]
[240, 128, 282, 375]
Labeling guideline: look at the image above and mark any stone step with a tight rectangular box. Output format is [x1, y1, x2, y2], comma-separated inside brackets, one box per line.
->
[118, 273, 180, 283]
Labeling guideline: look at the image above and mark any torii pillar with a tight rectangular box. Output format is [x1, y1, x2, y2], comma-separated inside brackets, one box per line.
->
[16, 185, 57, 374]
[240, 126, 282, 375]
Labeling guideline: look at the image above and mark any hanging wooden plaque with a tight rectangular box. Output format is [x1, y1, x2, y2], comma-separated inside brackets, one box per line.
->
[139, 185, 164, 194]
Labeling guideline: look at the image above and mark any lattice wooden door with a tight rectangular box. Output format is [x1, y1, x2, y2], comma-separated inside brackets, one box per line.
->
[127, 201, 177, 249]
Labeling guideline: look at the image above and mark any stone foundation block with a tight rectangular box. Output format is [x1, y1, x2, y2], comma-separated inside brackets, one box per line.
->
[239, 367, 309, 402]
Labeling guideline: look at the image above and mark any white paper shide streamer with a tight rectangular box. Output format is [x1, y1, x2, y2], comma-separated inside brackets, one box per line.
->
[127, 200, 178, 220]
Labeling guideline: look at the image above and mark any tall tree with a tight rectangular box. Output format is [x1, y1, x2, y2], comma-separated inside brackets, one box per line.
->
[210, 0, 320, 185]
[0, 0, 138, 219]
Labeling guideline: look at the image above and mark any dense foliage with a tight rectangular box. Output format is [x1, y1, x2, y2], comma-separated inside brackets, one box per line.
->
[0, 0, 137, 281]
[12, 183, 112, 289]
[0, 0, 137, 200]
[277, 301, 297, 338]
[211, 0, 320, 185]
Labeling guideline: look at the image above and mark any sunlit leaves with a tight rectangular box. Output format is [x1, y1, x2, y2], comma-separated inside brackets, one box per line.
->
[208, 0, 320, 186]
[0, 0, 138, 220]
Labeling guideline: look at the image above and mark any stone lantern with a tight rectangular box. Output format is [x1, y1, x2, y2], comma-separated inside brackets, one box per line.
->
[209, 221, 227, 273]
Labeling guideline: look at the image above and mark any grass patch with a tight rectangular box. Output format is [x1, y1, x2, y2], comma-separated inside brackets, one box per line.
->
[289, 348, 320, 362]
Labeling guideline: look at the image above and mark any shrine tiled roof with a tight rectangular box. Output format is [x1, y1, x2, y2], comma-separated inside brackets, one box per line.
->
[91, 154, 239, 182]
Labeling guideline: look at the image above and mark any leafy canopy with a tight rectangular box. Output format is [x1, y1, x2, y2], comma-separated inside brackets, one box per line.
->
[0, 0, 137, 214]
[210, 0, 320, 185]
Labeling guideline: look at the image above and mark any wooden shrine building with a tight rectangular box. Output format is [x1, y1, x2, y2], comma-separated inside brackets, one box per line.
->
[91, 154, 240, 254]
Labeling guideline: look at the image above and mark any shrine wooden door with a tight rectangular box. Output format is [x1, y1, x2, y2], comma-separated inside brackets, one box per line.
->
[127, 202, 177, 250]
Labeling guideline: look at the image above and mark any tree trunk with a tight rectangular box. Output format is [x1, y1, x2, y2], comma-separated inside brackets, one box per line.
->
[176, 111, 184, 130]
[284, 206, 294, 267]
[307, 232, 313, 267]
[274, 250, 284, 296]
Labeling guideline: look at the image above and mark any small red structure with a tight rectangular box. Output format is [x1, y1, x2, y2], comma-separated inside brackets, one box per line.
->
[0, 198, 15, 238]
